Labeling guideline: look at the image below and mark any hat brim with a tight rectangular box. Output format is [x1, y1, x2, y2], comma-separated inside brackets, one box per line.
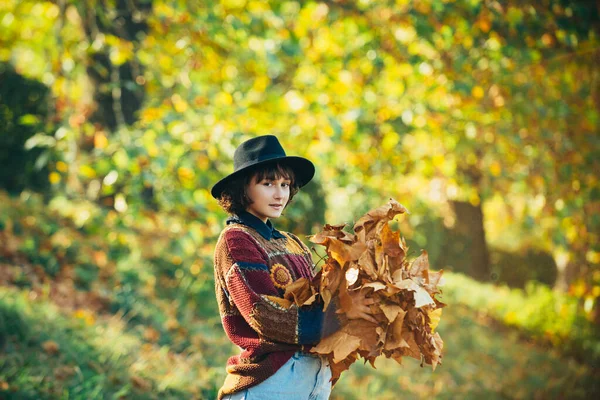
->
[211, 156, 315, 199]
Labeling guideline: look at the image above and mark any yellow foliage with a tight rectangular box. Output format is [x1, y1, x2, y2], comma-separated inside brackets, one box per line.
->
[215, 91, 233, 106]
[469, 191, 481, 206]
[74, 309, 96, 326]
[472, 86, 485, 99]
[49, 172, 61, 184]
[80, 165, 96, 178]
[94, 132, 108, 149]
[55, 161, 68, 172]
[489, 161, 502, 177]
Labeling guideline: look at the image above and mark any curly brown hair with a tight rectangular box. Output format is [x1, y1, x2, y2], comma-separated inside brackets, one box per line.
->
[217, 161, 300, 215]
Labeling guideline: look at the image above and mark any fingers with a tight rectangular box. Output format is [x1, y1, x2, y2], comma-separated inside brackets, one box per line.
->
[362, 313, 378, 324]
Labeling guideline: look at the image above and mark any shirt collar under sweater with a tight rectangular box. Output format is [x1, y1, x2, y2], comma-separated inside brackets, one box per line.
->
[225, 211, 285, 241]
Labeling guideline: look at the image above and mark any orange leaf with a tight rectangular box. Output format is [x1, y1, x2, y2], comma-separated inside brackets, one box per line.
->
[380, 223, 403, 258]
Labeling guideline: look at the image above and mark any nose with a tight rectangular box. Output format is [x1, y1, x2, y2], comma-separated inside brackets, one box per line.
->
[274, 185, 285, 199]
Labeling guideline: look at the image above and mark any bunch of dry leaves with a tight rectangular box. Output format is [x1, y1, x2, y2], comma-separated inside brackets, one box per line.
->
[283, 199, 446, 384]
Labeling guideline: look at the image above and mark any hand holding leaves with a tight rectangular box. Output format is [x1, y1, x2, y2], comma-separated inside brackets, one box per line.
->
[342, 288, 377, 324]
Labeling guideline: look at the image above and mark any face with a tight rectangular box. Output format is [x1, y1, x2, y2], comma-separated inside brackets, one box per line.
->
[245, 174, 291, 223]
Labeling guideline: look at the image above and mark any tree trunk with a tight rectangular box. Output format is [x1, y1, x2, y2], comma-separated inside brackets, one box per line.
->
[78, 0, 151, 131]
[450, 200, 491, 282]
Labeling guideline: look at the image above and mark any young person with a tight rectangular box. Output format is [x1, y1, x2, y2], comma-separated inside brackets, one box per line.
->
[211, 135, 374, 400]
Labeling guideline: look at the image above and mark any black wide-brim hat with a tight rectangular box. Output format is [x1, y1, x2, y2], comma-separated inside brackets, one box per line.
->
[211, 135, 315, 199]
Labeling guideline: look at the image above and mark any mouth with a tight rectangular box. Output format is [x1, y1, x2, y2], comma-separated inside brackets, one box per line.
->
[270, 204, 283, 209]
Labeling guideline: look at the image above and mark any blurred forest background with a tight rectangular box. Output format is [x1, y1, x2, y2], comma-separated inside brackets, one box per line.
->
[1, 0, 599, 398]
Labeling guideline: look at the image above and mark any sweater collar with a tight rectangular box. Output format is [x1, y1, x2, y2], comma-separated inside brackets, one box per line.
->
[226, 211, 285, 241]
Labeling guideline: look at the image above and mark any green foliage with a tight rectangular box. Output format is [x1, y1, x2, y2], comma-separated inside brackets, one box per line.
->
[442, 272, 600, 366]
[0, 63, 52, 194]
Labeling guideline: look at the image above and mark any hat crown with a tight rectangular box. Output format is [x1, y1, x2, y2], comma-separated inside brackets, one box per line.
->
[211, 134, 315, 199]
[233, 135, 286, 172]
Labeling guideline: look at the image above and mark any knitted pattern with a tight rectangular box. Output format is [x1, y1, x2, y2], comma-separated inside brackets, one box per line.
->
[213, 222, 341, 399]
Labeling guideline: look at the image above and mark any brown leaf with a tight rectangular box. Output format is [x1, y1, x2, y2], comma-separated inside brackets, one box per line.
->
[322, 260, 343, 290]
[384, 308, 407, 350]
[428, 269, 444, 288]
[379, 303, 402, 322]
[380, 223, 403, 258]
[391, 269, 404, 284]
[409, 250, 430, 278]
[309, 224, 355, 245]
[143, 327, 160, 343]
[310, 198, 444, 379]
[357, 247, 377, 279]
[130, 375, 152, 391]
[390, 350, 404, 365]
[353, 199, 409, 242]
[430, 332, 444, 370]
[328, 239, 366, 267]
[328, 352, 358, 385]
[284, 278, 314, 306]
[311, 330, 362, 363]
[265, 295, 293, 309]
[54, 365, 76, 381]
[42, 340, 60, 355]
[401, 330, 422, 360]
[338, 284, 353, 313]
[321, 289, 332, 312]
[362, 281, 387, 292]
[344, 319, 380, 354]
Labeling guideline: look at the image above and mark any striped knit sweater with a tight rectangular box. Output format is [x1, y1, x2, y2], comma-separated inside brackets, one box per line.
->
[213, 211, 341, 399]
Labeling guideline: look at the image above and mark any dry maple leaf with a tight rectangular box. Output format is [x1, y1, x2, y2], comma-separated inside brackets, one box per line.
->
[284, 278, 318, 306]
[305, 198, 445, 383]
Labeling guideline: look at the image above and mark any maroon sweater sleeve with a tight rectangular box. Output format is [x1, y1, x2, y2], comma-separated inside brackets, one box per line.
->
[219, 229, 340, 344]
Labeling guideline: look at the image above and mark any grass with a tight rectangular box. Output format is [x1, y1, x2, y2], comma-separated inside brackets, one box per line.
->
[1, 283, 597, 400]
[331, 305, 596, 400]
[0, 286, 231, 399]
